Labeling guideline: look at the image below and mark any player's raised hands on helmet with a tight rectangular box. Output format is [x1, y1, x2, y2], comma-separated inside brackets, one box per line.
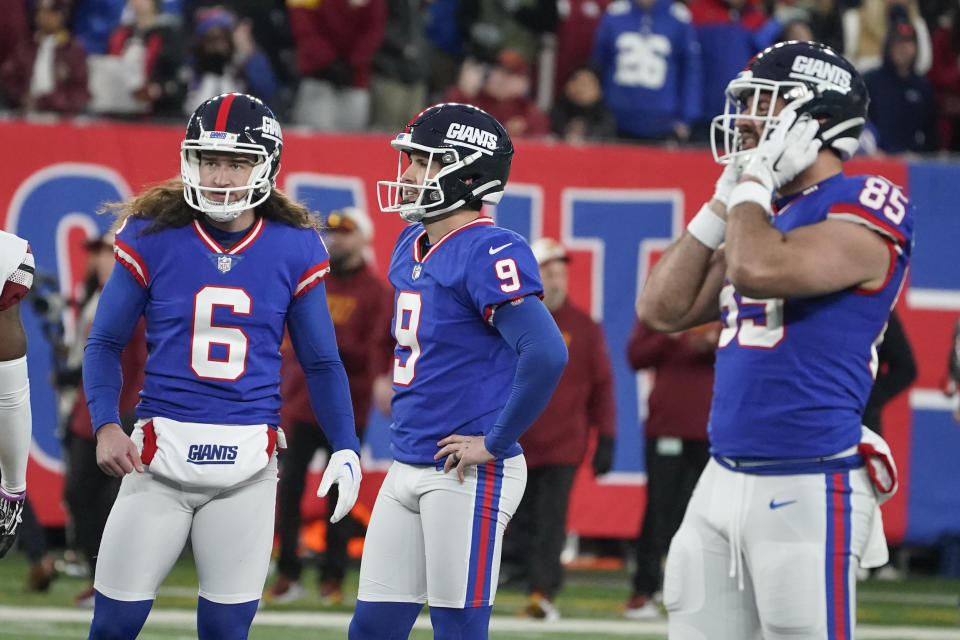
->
[710, 158, 744, 218]
[318, 449, 362, 523]
[742, 106, 821, 193]
[95, 423, 144, 477]
[435, 434, 496, 483]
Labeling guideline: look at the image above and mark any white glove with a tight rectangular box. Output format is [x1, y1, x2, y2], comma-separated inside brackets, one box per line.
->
[742, 106, 821, 192]
[318, 449, 361, 524]
[712, 158, 743, 206]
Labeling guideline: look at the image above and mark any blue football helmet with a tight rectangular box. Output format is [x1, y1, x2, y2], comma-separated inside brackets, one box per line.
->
[378, 103, 514, 223]
[181, 93, 283, 222]
[711, 41, 868, 165]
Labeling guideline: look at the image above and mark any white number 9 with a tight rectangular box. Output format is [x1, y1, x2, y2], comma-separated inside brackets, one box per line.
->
[495, 258, 521, 293]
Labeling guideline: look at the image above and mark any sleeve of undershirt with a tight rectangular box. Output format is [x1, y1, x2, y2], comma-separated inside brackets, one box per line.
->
[483, 296, 568, 458]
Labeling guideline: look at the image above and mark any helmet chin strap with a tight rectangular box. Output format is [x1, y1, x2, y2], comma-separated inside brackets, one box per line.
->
[406, 201, 467, 224]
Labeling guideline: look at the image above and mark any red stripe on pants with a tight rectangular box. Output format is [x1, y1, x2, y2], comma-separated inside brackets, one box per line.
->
[831, 473, 848, 640]
[471, 462, 496, 606]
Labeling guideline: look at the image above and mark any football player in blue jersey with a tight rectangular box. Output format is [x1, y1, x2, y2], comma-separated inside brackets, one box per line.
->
[347, 103, 568, 639]
[82, 93, 362, 640]
[0, 231, 34, 558]
[636, 42, 911, 639]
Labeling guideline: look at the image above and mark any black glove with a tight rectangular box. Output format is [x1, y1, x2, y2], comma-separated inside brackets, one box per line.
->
[318, 58, 353, 88]
[592, 435, 614, 476]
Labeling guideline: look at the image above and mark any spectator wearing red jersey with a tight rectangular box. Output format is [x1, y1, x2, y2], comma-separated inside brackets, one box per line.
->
[0, 0, 90, 115]
[445, 49, 551, 138]
[0, 0, 29, 88]
[502, 238, 616, 621]
[622, 318, 715, 618]
[62, 234, 147, 607]
[287, 0, 386, 131]
[553, 0, 612, 101]
[928, 4, 960, 150]
[268, 207, 394, 605]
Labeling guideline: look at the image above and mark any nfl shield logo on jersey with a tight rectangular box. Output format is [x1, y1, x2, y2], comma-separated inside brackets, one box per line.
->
[412, 264, 422, 280]
[217, 255, 232, 273]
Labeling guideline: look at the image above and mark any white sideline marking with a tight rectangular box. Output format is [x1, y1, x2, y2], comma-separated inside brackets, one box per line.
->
[907, 289, 960, 311]
[0, 606, 958, 638]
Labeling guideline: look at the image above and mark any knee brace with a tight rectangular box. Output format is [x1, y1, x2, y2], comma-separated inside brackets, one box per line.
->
[349, 600, 422, 640]
[429, 605, 492, 640]
[87, 591, 152, 640]
[197, 596, 258, 640]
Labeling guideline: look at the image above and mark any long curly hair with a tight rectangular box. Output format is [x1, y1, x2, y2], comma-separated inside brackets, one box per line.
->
[103, 178, 321, 234]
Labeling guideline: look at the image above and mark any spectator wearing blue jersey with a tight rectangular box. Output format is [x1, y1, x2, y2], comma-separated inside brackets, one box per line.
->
[637, 42, 911, 639]
[687, 0, 781, 140]
[424, 0, 467, 104]
[863, 18, 937, 153]
[592, 0, 702, 142]
[82, 93, 361, 640]
[71, 0, 126, 55]
[348, 103, 567, 640]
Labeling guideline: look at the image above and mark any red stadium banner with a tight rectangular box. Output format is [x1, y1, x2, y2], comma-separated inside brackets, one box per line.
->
[1, 119, 957, 545]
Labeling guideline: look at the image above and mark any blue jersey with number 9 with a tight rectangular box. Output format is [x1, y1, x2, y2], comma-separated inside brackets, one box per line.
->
[709, 173, 914, 461]
[387, 217, 543, 464]
[113, 214, 330, 426]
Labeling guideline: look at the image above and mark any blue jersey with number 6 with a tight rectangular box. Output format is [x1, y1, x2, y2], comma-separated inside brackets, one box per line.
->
[709, 173, 914, 460]
[387, 217, 543, 464]
[113, 214, 330, 426]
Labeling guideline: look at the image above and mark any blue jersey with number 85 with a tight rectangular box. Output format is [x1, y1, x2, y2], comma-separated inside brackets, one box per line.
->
[387, 217, 543, 464]
[709, 173, 914, 461]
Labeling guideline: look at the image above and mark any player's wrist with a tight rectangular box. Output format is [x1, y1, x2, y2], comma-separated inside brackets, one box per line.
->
[728, 181, 773, 216]
[687, 203, 726, 250]
[94, 422, 125, 443]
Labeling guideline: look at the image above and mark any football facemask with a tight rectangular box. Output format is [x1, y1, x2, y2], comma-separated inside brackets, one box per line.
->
[711, 80, 815, 166]
[180, 93, 283, 222]
[181, 137, 274, 222]
[377, 136, 501, 223]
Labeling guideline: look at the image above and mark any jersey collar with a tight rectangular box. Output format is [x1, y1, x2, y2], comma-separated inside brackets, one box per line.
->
[192, 217, 264, 255]
[773, 172, 845, 215]
[412, 217, 494, 262]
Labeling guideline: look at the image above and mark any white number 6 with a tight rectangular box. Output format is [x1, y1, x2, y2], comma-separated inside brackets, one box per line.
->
[191, 286, 251, 380]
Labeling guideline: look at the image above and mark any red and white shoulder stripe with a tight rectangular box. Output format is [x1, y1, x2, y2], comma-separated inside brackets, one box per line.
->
[295, 260, 330, 298]
[113, 219, 150, 287]
[826, 207, 907, 252]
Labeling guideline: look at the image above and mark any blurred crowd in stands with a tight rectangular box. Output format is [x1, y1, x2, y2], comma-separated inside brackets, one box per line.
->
[3, 0, 960, 155]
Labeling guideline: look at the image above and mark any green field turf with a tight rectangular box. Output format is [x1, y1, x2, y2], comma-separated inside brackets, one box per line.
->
[0, 551, 957, 639]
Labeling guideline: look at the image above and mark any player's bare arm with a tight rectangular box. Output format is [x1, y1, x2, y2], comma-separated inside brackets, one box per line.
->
[634, 159, 742, 332]
[726, 207, 891, 299]
[0, 305, 27, 361]
[635, 242, 725, 333]
[726, 104, 892, 299]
